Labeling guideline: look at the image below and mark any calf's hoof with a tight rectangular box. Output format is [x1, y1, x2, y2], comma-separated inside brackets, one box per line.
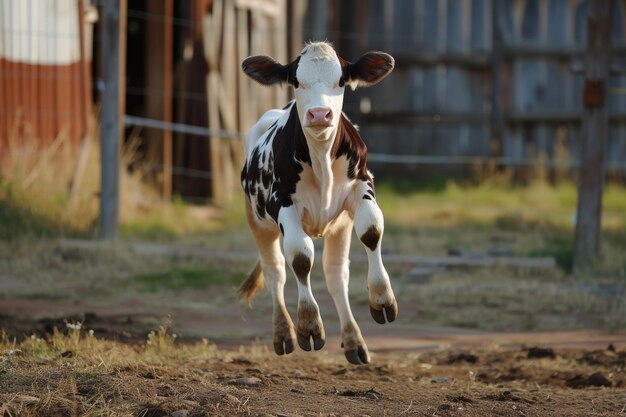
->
[345, 345, 370, 365]
[273, 329, 296, 355]
[273, 310, 297, 355]
[369, 298, 398, 324]
[296, 302, 325, 351]
[341, 322, 370, 365]
[296, 326, 325, 351]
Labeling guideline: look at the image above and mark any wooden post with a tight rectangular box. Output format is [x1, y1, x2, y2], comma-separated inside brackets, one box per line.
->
[311, 0, 327, 41]
[100, 0, 127, 239]
[574, 0, 611, 270]
[145, 0, 174, 200]
[490, 0, 504, 161]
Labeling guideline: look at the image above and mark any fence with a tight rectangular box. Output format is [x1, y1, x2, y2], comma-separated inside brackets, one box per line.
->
[0, 0, 623, 252]
[327, 0, 626, 176]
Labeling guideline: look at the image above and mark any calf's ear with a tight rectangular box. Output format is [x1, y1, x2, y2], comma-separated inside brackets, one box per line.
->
[342, 52, 394, 90]
[242, 55, 289, 86]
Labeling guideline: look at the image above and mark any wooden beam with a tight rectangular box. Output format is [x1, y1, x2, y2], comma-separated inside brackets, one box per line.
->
[145, 0, 174, 200]
[100, 0, 127, 239]
[574, 0, 612, 270]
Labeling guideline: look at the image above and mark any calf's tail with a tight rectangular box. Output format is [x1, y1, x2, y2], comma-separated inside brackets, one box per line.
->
[238, 260, 264, 306]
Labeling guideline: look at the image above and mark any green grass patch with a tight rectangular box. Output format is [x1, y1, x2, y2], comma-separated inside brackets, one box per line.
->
[135, 265, 242, 292]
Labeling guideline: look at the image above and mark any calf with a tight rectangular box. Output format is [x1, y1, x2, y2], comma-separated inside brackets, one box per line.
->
[239, 42, 397, 365]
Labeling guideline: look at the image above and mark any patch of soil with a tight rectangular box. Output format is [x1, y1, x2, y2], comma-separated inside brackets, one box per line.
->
[2, 339, 626, 416]
[0, 311, 159, 342]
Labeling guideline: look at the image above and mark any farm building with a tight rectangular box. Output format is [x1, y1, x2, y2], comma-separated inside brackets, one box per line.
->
[2, 0, 626, 201]
[0, 0, 95, 152]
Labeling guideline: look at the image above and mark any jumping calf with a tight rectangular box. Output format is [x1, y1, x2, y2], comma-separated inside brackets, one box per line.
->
[239, 42, 397, 365]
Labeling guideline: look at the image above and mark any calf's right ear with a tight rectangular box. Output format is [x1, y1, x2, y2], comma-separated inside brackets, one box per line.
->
[242, 55, 289, 86]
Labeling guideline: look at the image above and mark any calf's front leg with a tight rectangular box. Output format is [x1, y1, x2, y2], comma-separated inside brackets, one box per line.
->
[353, 194, 398, 324]
[278, 206, 326, 351]
[323, 216, 370, 364]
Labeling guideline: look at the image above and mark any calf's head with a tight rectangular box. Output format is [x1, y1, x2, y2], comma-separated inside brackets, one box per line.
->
[242, 42, 394, 142]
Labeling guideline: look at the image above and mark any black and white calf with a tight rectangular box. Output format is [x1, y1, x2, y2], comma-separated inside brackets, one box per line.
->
[239, 42, 397, 365]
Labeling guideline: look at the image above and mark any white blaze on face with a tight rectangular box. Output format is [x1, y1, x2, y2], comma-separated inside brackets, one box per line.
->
[294, 43, 345, 141]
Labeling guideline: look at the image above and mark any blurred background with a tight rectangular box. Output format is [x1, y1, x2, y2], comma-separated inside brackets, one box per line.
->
[0, 0, 625, 342]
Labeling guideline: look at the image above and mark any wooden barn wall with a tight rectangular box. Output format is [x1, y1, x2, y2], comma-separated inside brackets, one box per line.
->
[327, 0, 626, 176]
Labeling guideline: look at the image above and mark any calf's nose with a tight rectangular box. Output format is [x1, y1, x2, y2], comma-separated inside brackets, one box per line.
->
[306, 107, 333, 126]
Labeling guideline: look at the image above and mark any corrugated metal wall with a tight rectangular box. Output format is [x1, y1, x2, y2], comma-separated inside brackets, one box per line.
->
[0, 0, 93, 154]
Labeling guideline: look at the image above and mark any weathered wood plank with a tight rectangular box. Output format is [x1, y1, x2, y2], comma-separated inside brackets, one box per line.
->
[574, 0, 612, 269]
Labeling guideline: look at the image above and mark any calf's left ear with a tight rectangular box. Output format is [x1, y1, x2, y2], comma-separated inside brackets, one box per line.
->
[342, 52, 394, 90]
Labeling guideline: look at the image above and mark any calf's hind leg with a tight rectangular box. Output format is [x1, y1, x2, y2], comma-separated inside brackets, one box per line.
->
[244, 200, 296, 355]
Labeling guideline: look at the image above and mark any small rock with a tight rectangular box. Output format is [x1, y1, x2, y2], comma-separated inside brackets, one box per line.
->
[447, 353, 478, 364]
[332, 368, 347, 375]
[227, 376, 261, 387]
[567, 372, 612, 388]
[291, 369, 305, 377]
[607, 343, 616, 352]
[527, 347, 555, 359]
[291, 384, 305, 394]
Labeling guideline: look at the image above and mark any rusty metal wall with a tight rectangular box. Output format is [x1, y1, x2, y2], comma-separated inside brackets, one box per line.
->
[0, 0, 93, 154]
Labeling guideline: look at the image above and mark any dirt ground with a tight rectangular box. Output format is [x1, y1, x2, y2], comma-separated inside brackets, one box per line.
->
[1, 239, 625, 416]
[1, 309, 626, 416]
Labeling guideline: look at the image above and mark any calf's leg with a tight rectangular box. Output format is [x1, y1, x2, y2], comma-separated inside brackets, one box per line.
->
[279, 206, 325, 351]
[245, 199, 296, 355]
[353, 195, 398, 324]
[323, 215, 370, 364]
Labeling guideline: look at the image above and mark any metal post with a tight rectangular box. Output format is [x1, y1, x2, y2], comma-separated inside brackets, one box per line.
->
[100, 0, 127, 239]
[574, 0, 611, 270]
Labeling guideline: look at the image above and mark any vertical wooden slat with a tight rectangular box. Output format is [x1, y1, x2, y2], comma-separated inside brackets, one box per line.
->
[236, 7, 250, 134]
[574, 0, 612, 269]
[204, 0, 225, 203]
[163, 0, 174, 200]
[145, 0, 174, 199]
[491, 0, 504, 159]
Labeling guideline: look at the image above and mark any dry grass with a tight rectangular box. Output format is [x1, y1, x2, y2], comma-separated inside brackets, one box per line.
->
[0, 127, 224, 240]
[0, 322, 245, 417]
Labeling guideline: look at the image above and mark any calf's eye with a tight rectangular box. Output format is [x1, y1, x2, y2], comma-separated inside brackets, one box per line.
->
[338, 76, 346, 88]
